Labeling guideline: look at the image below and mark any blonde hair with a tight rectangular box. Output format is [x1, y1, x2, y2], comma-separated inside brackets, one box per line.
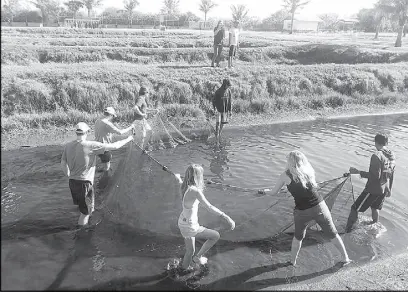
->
[286, 150, 317, 189]
[181, 164, 205, 198]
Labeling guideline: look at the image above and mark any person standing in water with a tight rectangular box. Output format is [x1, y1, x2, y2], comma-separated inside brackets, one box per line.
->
[94, 107, 135, 172]
[211, 20, 225, 67]
[61, 122, 133, 226]
[212, 78, 232, 142]
[174, 164, 235, 272]
[133, 86, 158, 150]
[259, 151, 351, 266]
[345, 134, 396, 233]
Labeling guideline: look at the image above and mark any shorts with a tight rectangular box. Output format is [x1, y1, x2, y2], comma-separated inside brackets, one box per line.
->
[352, 191, 386, 212]
[216, 111, 229, 124]
[178, 215, 206, 238]
[69, 179, 94, 215]
[229, 45, 237, 57]
[294, 201, 338, 240]
[98, 151, 112, 163]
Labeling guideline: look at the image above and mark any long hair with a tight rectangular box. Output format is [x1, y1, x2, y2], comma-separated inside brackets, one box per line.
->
[181, 164, 205, 198]
[286, 150, 317, 189]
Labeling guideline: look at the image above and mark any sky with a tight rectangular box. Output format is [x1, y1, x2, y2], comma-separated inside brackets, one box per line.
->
[97, 0, 378, 20]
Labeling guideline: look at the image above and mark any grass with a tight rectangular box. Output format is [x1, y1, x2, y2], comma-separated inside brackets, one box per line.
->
[1, 27, 408, 133]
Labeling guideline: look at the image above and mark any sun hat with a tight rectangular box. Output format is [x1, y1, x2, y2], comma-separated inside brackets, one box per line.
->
[104, 106, 117, 117]
[75, 122, 90, 134]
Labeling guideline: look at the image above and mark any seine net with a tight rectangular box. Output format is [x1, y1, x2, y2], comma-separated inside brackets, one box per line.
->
[97, 141, 355, 243]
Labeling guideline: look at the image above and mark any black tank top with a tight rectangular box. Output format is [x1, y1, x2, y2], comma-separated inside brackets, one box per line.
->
[286, 170, 323, 210]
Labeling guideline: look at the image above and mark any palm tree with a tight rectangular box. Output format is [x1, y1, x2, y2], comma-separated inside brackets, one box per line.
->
[83, 0, 103, 17]
[283, 0, 311, 34]
[373, 2, 389, 39]
[199, 0, 217, 29]
[377, 0, 408, 47]
[123, 0, 139, 28]
[230, 4, 249, 26]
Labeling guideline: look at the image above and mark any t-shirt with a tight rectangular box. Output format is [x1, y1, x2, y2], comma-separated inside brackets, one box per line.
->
[212, 87, 232, 113]
[61, 140, 106, 183]
[94, 118, 121, 143]
[214, 27, 225, 45]
[229, 28, 239, 46]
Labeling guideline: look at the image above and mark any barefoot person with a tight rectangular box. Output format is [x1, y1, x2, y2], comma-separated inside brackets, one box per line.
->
[95, 107, 135, 172]
[211, 20, 225, 67]
[259, 151, 351, 266]
[212, 78, 232, 141]
[174, 164, 235, 272]
[345, 134, 396, 233]
[133, 87, 157, 149]
[228, 21, 240, 68]
[61, 122, 133, 226]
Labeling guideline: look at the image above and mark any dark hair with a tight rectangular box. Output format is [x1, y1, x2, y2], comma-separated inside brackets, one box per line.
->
[139, 86, 148, 96]
[222, 78, 231, 88]
[374, 133, 388, 146]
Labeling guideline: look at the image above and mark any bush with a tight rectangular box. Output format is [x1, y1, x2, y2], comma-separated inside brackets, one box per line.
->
[325, 94, 347, 108]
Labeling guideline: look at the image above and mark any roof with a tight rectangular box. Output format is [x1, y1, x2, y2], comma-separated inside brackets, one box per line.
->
[337, 18, 359, 23]
[284, 15, 322, 22]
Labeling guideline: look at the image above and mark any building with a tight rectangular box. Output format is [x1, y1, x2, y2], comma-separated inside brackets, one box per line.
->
[283, 16, 322, 32]
[335, 18, 359, 31]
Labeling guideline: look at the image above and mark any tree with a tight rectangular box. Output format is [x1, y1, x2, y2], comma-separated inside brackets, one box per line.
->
[230, 4, 249, 26]
[123, 0, 139, 27]
[83, 0, 103, 17]
[31, 0, 62, 26]
[178, 11, 200, 26]
[261, 9, 289, 31]
[283, 0, 311, 34]
[199, 0, 216, 28]
[161, 0, 180, 16]
[2, 0, 22, 25]
[64, 0, 84, 19]
[318, 13, 339, 31]
[377, 0, 408, 47]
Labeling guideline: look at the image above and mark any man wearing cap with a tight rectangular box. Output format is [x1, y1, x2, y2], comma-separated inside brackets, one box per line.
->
[212, 78, 232, 142]
[133, 87, 158, 149]
[61, 122, 133, 226]
[95, 106, 135, 172]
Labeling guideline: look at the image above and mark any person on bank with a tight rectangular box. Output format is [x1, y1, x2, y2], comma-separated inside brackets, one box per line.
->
[211, 20, 225, 68]
[174, 164, 235, 272]
[94, 107, 135, 172]
[212, 78, 232, 141]
[228, 21, 240, 68]
[345, 133, 396, 233]
[61, 122, 133, 226]
[259, 150, 351, 266]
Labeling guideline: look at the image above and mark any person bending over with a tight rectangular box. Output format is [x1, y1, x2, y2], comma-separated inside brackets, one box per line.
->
[346, 133, 396, 232]
[174, 164, 235, 272]
[61, 122, 133, 226]
[94, 106, 134, 172]
[260, 150, 351, 266]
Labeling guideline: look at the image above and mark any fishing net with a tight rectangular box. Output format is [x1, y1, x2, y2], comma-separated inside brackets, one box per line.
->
[97, 141, 355, 243]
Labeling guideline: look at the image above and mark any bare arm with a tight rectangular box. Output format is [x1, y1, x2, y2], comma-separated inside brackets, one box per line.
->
[350, 155, 381, 180]
[107, 122, 134, 135]
[103, 136, 133, 151]
[261, 172, 290, 196]
[133, 105, 147, 119]
[60, 150, 70, 177]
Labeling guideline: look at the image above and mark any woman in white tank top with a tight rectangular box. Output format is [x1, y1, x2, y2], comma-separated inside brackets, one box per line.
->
[174, 164, 235, 272]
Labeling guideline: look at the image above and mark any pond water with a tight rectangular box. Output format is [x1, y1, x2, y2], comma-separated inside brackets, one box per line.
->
[1, 113, 408, 290]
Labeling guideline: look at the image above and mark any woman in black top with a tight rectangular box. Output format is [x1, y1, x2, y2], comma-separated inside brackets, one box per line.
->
[211, 20, 225, 67]
[260, 150, 351, 266]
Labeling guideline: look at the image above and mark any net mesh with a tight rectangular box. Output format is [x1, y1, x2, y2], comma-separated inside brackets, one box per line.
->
[97, 141, 355, 243]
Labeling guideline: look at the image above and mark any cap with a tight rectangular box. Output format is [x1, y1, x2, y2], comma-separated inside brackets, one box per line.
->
[75, 122, 90, 134]
[139, 86, 149, 95]
[104, 106, 117, 117]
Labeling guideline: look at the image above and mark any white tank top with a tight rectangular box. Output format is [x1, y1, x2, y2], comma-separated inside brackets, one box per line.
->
[180, 188, 200, 225]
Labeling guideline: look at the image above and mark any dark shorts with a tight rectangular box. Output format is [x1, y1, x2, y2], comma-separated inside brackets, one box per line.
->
[294, 201, 338, 240]
[69, 179, 94, 215]
[98, 151, 112, 163]
[352, 191, 386, 212]
[229, 45, 237, 57]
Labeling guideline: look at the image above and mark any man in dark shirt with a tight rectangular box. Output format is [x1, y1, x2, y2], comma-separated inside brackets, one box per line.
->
[345, 134, 396, 232]
[211, 21, 225, 67]
[212, 78, 232, 141]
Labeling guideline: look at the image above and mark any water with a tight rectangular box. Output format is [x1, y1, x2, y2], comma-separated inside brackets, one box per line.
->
[2, 113, 408, 290]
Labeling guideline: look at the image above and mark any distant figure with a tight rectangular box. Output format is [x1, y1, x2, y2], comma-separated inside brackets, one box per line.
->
[133, 87, 158, 150]
[346, 134, 396, 232]
[61, 122, 133, 226]
[211, 20, 225, 67]
[94, 107, 134, 172]
[228, 21, 240, 68]
[212, 78, 232, 141]
[259, 151, 351, 266]
[174, 164, 235, 272]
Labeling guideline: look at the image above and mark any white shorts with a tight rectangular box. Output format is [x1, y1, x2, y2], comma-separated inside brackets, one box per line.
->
[177, 216, 206, 238]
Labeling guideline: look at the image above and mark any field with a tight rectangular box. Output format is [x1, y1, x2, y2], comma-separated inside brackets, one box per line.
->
[1, 27, 408, 133]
